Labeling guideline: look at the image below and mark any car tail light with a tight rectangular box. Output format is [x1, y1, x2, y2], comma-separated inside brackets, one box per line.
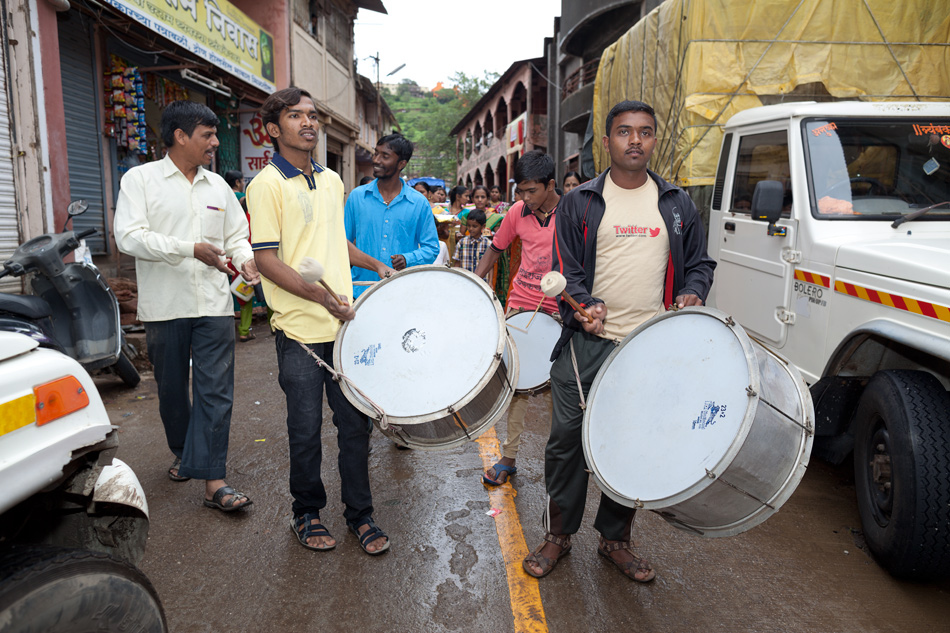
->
[34, 376, 89, 426]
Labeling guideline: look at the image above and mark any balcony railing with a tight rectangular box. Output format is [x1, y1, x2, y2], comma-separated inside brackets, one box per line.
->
[561, 58, 599, 100]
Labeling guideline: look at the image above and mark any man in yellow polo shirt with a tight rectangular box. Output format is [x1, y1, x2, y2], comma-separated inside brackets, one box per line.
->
[248, 87, 394, 556]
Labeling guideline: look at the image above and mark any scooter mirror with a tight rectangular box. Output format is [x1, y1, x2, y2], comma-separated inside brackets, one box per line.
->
[67, 200, 89, 217]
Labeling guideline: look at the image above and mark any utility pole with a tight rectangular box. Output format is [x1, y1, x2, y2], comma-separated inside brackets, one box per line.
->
[369, 51, 381, 143]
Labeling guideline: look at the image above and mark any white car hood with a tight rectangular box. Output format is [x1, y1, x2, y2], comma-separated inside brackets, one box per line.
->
[836, 237, 950, 289]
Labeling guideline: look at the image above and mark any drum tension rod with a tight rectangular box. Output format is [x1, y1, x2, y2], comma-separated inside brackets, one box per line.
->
[495, 352, 516, 393]
[447, 407, 472, 440]
[761, 399, 815, 435]
[710, 473, 775, 510]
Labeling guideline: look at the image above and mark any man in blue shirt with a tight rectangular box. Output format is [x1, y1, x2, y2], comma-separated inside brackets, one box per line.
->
[345, 133, 439, 297]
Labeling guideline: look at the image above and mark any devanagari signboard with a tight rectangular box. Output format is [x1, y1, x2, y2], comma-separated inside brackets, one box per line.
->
[240, 111, 275, 178]
[104, 0, 276, 93]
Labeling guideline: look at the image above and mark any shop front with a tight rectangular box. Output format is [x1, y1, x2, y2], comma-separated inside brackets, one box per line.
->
[49, 0, 277, 274]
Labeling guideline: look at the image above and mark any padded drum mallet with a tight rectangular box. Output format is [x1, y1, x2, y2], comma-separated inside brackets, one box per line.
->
[541, 271, 593, 324]
[298, 257, 345, 306]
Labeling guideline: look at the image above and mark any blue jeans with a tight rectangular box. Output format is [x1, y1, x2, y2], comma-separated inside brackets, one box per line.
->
[274, 330, 373, 524]
[145, 317, 235, 480]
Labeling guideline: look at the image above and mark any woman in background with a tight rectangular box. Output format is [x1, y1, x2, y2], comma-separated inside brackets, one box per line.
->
[563, 170, 583, 193]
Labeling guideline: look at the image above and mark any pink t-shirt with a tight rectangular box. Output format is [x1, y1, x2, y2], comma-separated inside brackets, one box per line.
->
[491, 201, 558, 314]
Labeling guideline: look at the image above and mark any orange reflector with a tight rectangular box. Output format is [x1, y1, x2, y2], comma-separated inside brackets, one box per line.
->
[34, 376, 89, 426]
[0, 393, 37, 436]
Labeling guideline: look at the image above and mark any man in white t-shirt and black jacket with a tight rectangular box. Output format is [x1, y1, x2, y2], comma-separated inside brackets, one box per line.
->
[523, 100, 716, 582]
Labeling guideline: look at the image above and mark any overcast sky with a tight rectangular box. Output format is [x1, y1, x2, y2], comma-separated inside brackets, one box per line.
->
[354, 0, 561, 90]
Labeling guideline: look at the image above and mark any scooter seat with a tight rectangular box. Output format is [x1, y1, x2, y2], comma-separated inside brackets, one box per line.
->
[0, 293, 53, 320]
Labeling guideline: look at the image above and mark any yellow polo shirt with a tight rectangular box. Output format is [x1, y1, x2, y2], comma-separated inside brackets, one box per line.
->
[247, 155, 353, 344]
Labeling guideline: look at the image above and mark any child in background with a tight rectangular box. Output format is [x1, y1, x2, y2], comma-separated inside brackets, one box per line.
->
[433, 215, 451, 266]
[453, 209, 491, 279]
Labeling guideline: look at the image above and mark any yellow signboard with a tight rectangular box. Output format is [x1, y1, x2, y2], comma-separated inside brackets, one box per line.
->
[104, 0, 276, 93]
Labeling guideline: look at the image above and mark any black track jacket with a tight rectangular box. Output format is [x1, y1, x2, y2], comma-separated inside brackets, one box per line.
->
[550, 167, 717, 360]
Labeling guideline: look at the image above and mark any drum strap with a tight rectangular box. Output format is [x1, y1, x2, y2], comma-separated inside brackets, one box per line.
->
[569, 338, 587, 411]
[297, 342, 391, 430]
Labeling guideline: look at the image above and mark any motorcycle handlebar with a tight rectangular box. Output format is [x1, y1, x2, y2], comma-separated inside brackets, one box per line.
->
[76, 228, 98, 240]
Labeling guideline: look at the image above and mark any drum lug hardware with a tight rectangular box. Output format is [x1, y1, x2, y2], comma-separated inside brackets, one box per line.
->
[725, 316, 735, 327]
[633, 499, 644, 508]
[494, 352, 502, 361]
[446, 406, 455, 414]
[705, 468, 717, 479]
[746, 385, 757, 397]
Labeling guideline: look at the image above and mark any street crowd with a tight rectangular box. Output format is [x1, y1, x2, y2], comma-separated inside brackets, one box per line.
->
[114, 86, 715, 579]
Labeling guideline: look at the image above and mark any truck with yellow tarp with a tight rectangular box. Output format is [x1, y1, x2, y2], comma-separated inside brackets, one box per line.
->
[591, 0, 950, 581]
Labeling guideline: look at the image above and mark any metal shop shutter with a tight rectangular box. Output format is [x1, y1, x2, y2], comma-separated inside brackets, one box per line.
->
[58, 13, 108, 254]
[0, 41, 20, 293]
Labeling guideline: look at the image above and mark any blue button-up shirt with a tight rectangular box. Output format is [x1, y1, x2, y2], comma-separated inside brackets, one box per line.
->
[345, 179, 440, 296]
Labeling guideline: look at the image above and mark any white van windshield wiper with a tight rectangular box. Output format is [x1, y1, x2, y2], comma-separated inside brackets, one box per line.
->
[891, 201, 950, 228]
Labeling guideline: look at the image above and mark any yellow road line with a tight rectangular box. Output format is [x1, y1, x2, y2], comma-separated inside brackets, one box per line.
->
[476, 427, 548, 633]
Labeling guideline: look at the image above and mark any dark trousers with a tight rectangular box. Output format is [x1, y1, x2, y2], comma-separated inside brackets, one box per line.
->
[274, 331, 373, 525]
[145, 317, 235, 480]
[544, 330, 637, 541]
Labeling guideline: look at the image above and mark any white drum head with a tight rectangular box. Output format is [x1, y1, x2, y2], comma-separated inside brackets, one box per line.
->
[503, 311, 561, 391]
[583, 308, 758, 508]
[337, 267, 504, 420]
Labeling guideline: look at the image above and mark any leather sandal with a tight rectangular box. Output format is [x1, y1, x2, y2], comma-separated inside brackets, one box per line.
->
[167, 457, 190, 482]
[597, 536, 656, 583]
[522, 533, 571, 578]
[348, 517, 390, 556]
[203, 485, 252, 512]
[291, 512, 336, 551]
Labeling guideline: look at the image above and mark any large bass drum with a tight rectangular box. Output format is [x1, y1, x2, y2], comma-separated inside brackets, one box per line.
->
[582, 307, 813, 537]
[335, 266, 518, 451]
[503, 310, 561, 394]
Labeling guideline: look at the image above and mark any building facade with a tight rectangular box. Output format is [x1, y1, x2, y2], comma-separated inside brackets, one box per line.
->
[450, 57, 549, 198]
[0, 0, 384, 285]
[546, 0, 661, 181]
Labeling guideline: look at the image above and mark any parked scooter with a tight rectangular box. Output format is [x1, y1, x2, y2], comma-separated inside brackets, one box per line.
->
[0, 200, 141, 387]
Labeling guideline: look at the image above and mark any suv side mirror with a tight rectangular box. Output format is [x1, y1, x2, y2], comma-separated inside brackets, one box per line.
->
[751, 181, 786, 236]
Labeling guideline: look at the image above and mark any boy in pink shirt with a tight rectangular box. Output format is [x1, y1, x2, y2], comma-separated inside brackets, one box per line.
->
[475, 151, 561, 485]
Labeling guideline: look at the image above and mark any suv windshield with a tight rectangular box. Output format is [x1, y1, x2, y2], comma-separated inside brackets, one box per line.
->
[803, 117, 950, 220]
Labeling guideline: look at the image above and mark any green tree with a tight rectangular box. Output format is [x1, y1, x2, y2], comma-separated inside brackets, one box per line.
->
[390, 71, 498, 185]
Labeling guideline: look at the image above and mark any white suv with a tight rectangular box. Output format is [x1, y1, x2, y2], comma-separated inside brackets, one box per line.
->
[0, 331, 166, 632]
[706, 101, 950, 580]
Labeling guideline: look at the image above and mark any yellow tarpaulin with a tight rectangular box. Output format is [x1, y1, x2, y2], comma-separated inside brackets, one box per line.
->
[592, 0, 950, 185]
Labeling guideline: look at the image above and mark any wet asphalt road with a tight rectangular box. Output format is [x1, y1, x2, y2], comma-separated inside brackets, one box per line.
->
[98, 324, 950, 633]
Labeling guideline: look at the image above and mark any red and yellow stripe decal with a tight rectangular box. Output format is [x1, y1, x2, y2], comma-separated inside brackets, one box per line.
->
[794, 269, 831, 288]
[835, 280, 950, 323]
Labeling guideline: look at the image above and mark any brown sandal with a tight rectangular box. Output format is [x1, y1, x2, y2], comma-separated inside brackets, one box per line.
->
[597, 537, 656, 583]
[522, 534, 572, 578]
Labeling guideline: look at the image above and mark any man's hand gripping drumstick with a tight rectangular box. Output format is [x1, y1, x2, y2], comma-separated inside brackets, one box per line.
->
[541, 271, 606, 335]
[298, 257, 355, 321]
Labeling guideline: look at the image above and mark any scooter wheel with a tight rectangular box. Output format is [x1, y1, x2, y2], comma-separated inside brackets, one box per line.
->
[115, 350, 141, 388]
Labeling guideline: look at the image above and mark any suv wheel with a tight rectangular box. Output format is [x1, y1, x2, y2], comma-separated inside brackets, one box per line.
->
[853, 369, 950, 580]
[0, 545, 166, 632]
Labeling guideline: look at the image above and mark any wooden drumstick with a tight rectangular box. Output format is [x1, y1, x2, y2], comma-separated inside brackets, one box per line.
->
[298, 257, 345, 306]
[540, 271, 593, 324]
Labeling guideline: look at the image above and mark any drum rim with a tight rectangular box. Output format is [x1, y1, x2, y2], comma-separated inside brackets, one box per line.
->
[582, 306, 762, 509]
[334, 265, 509, 425]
